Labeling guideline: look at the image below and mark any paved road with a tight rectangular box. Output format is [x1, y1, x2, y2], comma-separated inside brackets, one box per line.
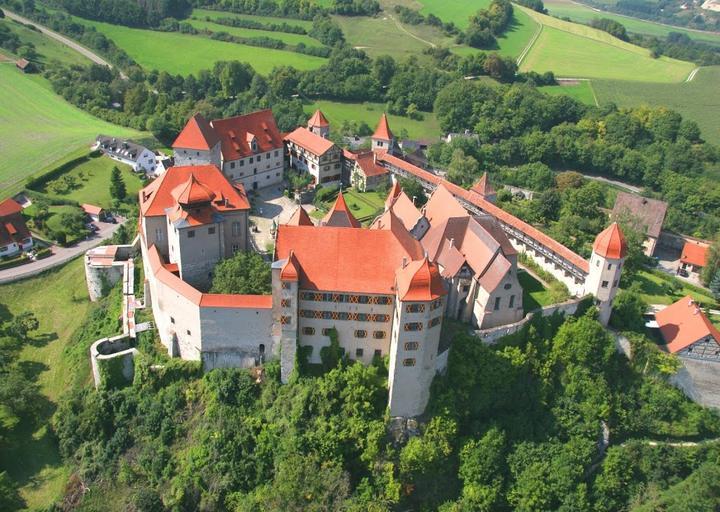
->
[0, 220, 124, 285]
[4, 9, 118, 72]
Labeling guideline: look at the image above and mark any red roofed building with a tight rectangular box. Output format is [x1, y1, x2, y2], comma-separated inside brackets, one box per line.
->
[470, 173, 496, 203]
[0, 199, 32, 257]
[656, 296, 720, 362]
[347, 151, 389, 192]
[321, 191, 361, 228]
[307, 109, 330, 139]
[138, 164, 250, 287]
[173, 110, 285, 191]
[372, 113, 397, 154]
[679, 241, 709, 277]
[286, 206, 314, 227]
[285, 127, 342, 186]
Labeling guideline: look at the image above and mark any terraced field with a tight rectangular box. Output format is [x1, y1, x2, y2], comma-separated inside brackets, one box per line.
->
[518, 6, 695, 81]
[69, 17, 327, 75]
[187, 19, 325, 48]
[0, 66, 144, 199]
[545, 0, 720, 46]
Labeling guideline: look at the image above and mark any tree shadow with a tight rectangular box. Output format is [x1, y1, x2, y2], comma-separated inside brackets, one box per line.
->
[26, 331, 58, 348]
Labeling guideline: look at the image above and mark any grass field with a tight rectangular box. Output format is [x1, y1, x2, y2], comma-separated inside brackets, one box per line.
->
[417, 0, 492, 29]
[0, 65, 144, 199]
[0, 259, 91, 508]
[192, 8, 314, 29]
[314, 189, 385, 223]
[518, 6, 695, 81]
[70, 16, 327, 75]
[306, 100, 441, 139]
[452, 7, 539, 58]
[539, 81, 598, 105]
[38, 153, 144, 208]
[544, 0, 720, 46]
[0, 18, 91, 66]
[634, 269, 718, 307]
[592, 66, 720, 145]
[187, 18, 325, 48]
[518, 269, 553, 312]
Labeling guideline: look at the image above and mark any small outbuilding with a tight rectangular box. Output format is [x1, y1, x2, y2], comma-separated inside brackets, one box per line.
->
[82, 203, 104, 222]
[678, 241, 709, 277]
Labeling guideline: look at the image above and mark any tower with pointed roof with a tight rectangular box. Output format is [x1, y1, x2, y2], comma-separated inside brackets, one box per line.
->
[308, 109, 330, 139]
[372, 113, 397, 155]
[321, 191, 361, 228]
[470, 173, 496, 204]
[172, 113, 222, 168]
[585, 222, 627, 326]
[388, 257, 447, 417]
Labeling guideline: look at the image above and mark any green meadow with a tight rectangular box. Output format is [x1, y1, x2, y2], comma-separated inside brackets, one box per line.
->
[0, 66, 144, 200]
[305, 100, 441, 139]
[539, 81, 598, 105]
[452, 7, 539, 59]
[592, 66, 720, 144]
[192, 8, 314, 30]
[0, 18, 91, 66]
[70, 17, 327, 75]
[544, 0, 720, 46]
[518, 6, 695, 81]
[187, 18, 325, 48]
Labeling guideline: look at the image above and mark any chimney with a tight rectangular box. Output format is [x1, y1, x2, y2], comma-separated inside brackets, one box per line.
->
[449, 238, 454, 248]
[402, 257, 407, 269]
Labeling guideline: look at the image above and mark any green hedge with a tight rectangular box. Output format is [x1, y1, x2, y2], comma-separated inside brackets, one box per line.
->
[0, 255, 30, 271]
[25, 150, 99, 191]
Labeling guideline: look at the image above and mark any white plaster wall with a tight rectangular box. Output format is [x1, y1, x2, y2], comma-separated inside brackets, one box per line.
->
[509, 239, 586, 296]
[474, 270, 523, 329]
[143, 216, 169, 258]
[173, 143, 221, 167]
[225, 149, 284, 190]
[200, 306, 273, 369]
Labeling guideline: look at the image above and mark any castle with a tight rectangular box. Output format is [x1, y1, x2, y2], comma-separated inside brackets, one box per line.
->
[88, 109, 626, 418]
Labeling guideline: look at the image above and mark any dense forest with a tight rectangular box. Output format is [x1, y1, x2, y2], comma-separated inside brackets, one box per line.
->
[50, 0, 193, 27]
[582, 0, 720, 32]
[4, 284, 718, 510]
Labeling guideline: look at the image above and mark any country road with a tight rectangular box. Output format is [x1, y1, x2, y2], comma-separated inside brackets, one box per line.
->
[3, 9, 121, 74]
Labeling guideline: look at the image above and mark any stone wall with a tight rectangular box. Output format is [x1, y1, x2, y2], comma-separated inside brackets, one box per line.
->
[90, 335, 139, 388]
[474, 297, 586, 345]
[670, 358, 720, 410]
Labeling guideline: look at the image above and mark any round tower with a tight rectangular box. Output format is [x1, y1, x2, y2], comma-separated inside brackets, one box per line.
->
[585, 222, 627, 326]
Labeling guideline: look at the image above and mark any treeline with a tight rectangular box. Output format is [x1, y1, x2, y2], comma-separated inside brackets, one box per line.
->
[607, 0, 720, 31]
[195, 0, 379, 19]
[392, 5, 460, 37]
[589, 17, 629, 41]
[198, 13, 308, 34]
[461, 0, 514, 49]
[431, 79, 720, 238]
[50, 0, 193, 27]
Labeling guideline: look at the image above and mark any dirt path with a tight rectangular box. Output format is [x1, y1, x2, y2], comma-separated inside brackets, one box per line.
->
[686, 67, 700, 82]
[387, 14, 436, 48]
[516, 23, 543, 66]
[4, 9, 125, 77]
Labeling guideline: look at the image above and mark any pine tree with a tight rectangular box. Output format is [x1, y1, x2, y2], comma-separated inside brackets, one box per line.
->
[109, 166, 127, 201]
[710, 271, 720, 301]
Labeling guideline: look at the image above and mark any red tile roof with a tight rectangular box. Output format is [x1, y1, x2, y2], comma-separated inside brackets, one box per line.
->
[287, 206, 314, 226]
[308, 109, 330, 128]
[0, 199, 22, 217]
[280, 250, 300, 281]
[386, 179, 402, 209]
[384, 191, 422, 232]
[275, 224, 424, 295]
[373, 113, 394, 141]
[656, 296, 720, 353]
[147, 244, 271, 309]
[15, 58, 29, 69]
[139, 165, 249, 218]
[396, 257, 446, 301]
[173, 175, 216, 205]
[680, 241, 709, 268]
[322, 192, 361, 228]
[211, 109, 284, 161]
[353, 152, 388, 178]
[471, 173, 495, 197]
[378, 153, 590, 273]
[172, 113, 219, 151]
[81, 203, 104, 216]
[284, 126, 336, 156]
[592, 222, 627, 260]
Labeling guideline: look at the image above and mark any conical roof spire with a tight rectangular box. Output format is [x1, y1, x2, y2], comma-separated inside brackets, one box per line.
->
[593, 222, 627, 259]
[373, 113, 394, 141]
[321, 191, 361, 228]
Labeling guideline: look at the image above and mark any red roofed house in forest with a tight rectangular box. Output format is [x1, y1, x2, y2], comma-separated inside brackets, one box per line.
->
[0, 199, 33, 257]
[679, 241, 709, 278]
[172, 110, 285, 192]
[656, 296, 720, 362]
[285, 111, 343, 186]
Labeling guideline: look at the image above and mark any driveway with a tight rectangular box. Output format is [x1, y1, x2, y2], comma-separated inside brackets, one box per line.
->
[0, 219, 124, 284]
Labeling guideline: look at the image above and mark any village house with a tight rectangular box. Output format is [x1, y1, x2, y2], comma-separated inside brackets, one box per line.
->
[346, 151, 389, 192]
[0, 198, 33, 257]
[678, 241, 709, 278]
[656, 296, 720, 361]
[611, 192, 668, 256]
[172, 111, 285, 191]
[95, 135, 157, 174]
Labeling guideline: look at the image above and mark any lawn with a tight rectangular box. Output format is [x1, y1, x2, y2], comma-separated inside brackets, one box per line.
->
[187, 18, 325, 48]
[0, 65, 144, 200]
[0, 18, 91, 66]
[544, 0, 720, 46]
[343, 189, 386, 221]
[0, 258, 91, 508]
[539, 81, 598, 105]
[452, 7, 540, 59]
[417, 0, 493, 29]
[592, 66, 720, 145]
[38, 152, 145, 208]
[192, 8, 314, 30]
[305, 100, 441, 139]
[71, 16, 327, 75]
[633, 269, 718, 307]
[518, 269, 554, 312]
[333, 13, 455, 61]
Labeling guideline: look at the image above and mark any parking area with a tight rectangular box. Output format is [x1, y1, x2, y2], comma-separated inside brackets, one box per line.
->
[654, 246, 704, 287]
[248, 185, 316, 253]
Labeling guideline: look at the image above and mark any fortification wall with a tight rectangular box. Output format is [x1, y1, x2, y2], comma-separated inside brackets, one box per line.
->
[90, 335, 139, 388]
[510, 240, 586, 297]
[670, 358, 720, 410]
[85, 262, 124, 302]
[475, 297, 585, 345]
